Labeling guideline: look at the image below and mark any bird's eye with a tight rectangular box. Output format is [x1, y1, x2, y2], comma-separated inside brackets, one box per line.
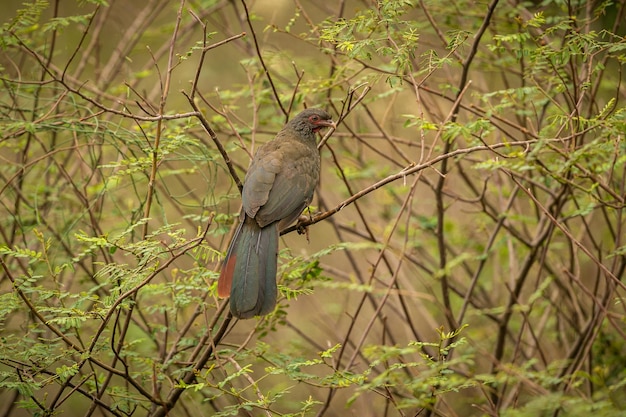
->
[310, 115, 319, 122]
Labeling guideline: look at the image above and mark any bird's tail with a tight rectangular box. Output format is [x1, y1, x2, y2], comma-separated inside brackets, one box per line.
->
[217, 216, 278, 319]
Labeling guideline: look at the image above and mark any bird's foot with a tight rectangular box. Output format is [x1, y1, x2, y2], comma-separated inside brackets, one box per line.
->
[296, 215, 310, 242]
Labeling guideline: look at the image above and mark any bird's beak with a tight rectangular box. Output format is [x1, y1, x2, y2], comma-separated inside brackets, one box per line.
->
[320, 120, 336, 129]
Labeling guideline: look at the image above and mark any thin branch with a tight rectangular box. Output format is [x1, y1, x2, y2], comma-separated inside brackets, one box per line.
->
[184, 92, 244, 191]
[240, 0, 287, 116]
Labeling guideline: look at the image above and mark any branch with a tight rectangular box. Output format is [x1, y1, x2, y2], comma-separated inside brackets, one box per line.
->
[509, 174, 624, 290]
[283, 140, 536, 235]
[183, 93, 243, 191]
[240, 0, 287, 117]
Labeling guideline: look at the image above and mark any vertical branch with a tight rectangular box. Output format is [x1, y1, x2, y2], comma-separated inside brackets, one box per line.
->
[187, 11, 246, 190]
[141, 0, 185, 238]
[434, 0, 500, 331]
[240, 0, 287, 117]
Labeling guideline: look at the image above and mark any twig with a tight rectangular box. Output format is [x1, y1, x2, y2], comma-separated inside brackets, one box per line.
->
[183, 92, 243, 191]
[240, 0, 287, 116]
[509, 175, 623, 290]
[287, 140, 535, 236]
[318, 83, 370, 150]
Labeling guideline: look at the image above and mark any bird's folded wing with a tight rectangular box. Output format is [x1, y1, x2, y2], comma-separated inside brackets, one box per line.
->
[242, 141, 315, 228]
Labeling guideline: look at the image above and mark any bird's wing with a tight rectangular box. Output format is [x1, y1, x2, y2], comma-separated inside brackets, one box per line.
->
[242, 139, 318, 228]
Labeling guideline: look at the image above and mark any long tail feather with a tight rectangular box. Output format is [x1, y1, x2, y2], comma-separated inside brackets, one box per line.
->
[217, 216, 278, 318]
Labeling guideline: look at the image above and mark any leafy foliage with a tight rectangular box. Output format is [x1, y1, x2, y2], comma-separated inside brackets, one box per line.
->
[0, 0, 625, 416]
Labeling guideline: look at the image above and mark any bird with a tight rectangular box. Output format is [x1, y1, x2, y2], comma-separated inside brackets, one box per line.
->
[217, 108, 336, 319]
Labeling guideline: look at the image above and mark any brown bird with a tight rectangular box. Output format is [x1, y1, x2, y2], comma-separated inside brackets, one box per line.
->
[217, 108, 336, 319]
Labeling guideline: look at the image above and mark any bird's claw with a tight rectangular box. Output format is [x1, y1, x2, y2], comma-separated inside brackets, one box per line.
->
[296, 215, 310, 242]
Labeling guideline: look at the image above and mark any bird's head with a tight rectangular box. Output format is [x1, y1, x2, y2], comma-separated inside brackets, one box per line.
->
[288, 108, 336, 138]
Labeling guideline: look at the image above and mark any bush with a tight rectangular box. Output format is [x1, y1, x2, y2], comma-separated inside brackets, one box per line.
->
[1, 0, 625, 416]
